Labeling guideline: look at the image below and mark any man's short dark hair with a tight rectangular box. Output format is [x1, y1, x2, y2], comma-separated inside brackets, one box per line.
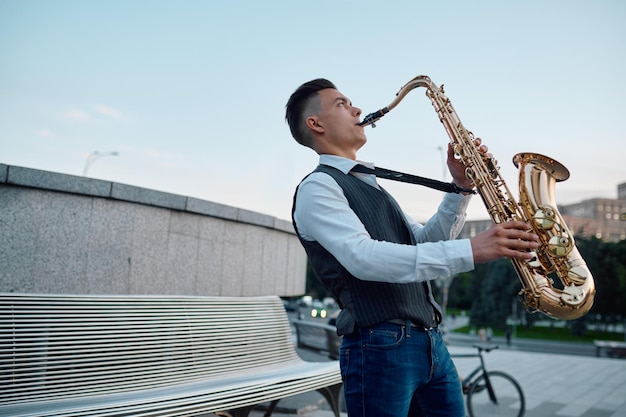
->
[285, 78, 337, 147]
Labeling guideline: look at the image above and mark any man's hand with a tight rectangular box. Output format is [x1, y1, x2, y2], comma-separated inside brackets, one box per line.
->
[447, 138, 493, 191]
[470, 221, 539, 263]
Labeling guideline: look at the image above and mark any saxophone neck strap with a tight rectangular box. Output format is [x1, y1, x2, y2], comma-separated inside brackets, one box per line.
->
[350, 164, 476, 195]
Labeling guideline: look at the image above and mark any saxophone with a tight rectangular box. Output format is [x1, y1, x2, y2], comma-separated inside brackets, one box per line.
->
[360, 75, 595, 320]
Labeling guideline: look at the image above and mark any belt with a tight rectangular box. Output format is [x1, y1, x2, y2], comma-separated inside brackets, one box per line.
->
[386, 318, 437, 331]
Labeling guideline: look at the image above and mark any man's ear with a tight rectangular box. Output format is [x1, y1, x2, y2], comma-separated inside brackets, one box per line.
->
[306, 116, 324, 133]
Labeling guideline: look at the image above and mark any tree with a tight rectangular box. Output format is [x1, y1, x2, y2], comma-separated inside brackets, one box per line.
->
[447, 272, 472, 311]
[468, 259, 520, 329]
[576, 237, 626, 320]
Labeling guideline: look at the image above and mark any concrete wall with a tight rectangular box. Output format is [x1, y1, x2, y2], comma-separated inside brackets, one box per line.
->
[0, 164, 307, 297]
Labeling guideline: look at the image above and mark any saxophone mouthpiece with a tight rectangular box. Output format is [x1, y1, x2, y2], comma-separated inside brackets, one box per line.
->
[359, 109, 386, 128]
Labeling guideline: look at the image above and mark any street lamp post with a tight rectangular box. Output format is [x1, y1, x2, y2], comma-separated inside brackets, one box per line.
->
[83, 151, 119, 176]
[437, 146, 446, 182]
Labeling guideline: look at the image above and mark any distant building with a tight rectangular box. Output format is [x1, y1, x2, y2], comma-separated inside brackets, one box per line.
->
[459, 182, 626, 242]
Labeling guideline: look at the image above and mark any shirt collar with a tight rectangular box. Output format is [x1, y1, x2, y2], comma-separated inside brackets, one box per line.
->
[319, 154, 375, 174]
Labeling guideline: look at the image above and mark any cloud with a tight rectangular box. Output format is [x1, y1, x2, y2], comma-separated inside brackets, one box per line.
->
[144, 148, 162, 159]
[96, 105, 124, 119]
[39, 128, 53, 137]
[63, 105, 124, 122]
[143, 147, 177, 169]
[65, 110, 90, 121]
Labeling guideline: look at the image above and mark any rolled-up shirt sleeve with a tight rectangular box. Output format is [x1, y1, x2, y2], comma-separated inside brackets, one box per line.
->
[294, 169, 475, 284]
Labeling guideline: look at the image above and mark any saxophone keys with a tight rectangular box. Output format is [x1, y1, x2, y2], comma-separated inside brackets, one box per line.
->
[560, 285, 586, 306]
[548, 235, 573, 257]
[568, 265, 589, 285]
[533, 208, 556, 229]
[527, 251, 541, 268]
[453, 144, 463, 158]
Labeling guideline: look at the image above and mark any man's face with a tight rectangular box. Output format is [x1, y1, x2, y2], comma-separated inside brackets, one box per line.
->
[313, 88, 366, 155]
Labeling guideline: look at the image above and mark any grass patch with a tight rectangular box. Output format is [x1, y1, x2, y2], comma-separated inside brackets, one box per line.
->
[452, 325, 624, 343]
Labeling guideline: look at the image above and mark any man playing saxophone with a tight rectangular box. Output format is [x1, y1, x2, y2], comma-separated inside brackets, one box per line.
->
[286, 78, 539, 417]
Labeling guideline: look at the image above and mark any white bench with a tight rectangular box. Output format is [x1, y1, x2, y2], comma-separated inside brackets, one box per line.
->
[0, 293, 342, 417]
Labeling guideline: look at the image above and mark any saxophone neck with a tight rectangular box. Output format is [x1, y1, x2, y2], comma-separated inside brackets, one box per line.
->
[359, 75, 435, 128]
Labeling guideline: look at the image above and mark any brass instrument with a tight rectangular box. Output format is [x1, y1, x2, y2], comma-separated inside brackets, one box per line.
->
[360, 75, 595, 320]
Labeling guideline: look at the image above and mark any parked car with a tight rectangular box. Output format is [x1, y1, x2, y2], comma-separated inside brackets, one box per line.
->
[310, 300, 328, 319]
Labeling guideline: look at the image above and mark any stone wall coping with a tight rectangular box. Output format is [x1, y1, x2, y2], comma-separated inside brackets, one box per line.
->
[0, 163, 295, 234]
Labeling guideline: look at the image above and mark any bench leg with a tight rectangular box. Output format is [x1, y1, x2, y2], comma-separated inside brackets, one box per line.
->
[262, 399, 280, 417]
[317, 383, 343, 417]
[222, 406, 253, 417]
[226, 385, 342, 417]
[225, 399, 280, 417]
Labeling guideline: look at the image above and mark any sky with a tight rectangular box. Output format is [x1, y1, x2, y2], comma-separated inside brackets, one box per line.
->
[1, 0, 624, 222]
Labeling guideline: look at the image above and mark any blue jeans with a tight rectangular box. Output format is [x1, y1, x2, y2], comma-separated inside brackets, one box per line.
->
[339, 322, 464, 417]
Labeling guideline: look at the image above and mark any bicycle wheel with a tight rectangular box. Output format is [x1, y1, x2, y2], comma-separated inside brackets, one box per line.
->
[466, 370, 525, 417]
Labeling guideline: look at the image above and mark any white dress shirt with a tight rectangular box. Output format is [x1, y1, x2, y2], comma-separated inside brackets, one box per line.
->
[293, 154, 475, 284]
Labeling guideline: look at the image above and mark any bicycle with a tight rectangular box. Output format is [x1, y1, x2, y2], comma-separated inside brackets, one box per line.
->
[452, 344, 525, 417]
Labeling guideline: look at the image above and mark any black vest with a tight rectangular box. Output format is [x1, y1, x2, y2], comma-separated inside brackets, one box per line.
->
[292, 164, 442, 335]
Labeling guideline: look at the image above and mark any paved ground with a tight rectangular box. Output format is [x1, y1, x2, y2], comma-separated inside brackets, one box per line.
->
[449, 344, 626, 417]
[240, 316, 626, 417]
[242, 343, 626, 417]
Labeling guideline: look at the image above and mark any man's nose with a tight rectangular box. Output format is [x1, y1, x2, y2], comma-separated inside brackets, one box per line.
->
[353, 106, 362, 117]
